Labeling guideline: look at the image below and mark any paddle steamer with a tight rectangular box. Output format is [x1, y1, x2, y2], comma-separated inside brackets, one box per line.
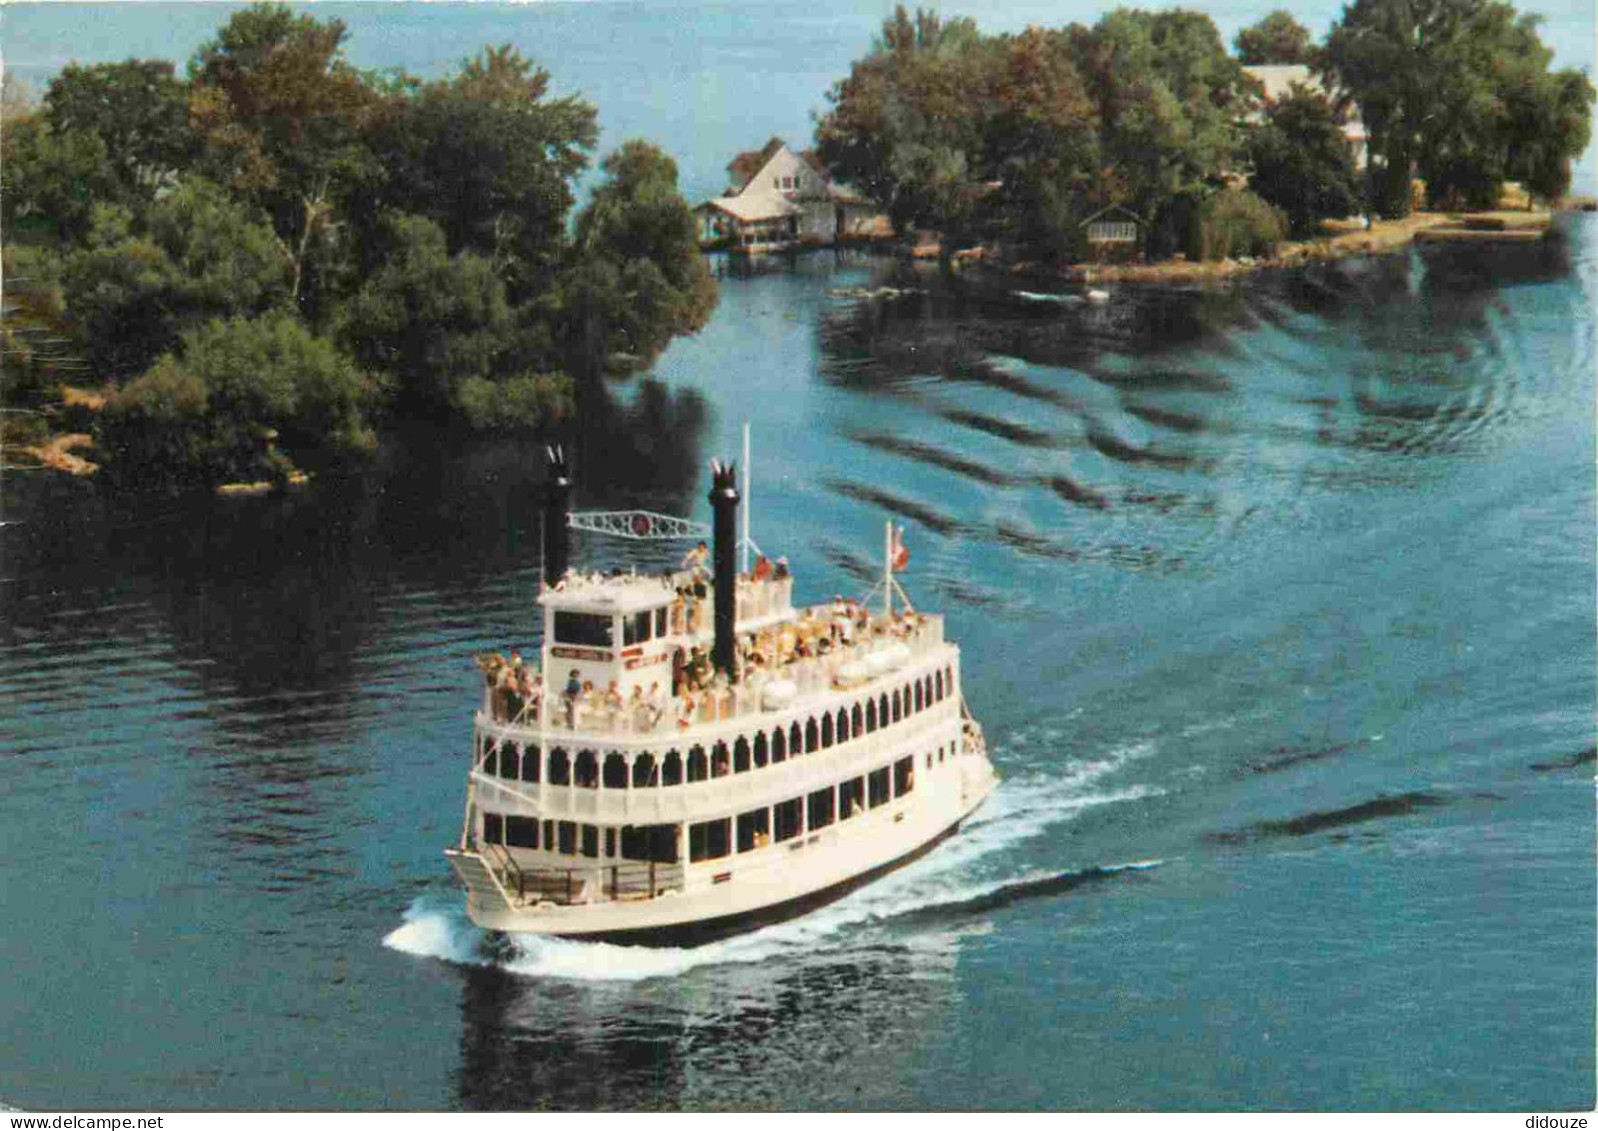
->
[445, 444, 998, 946]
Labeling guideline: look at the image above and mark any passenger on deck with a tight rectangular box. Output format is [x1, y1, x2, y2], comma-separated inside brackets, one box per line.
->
[563, 668, 582, 727]
[646, 682, 665, 728]
[774, 556, 790, 580]
[752, 554, 773, 583]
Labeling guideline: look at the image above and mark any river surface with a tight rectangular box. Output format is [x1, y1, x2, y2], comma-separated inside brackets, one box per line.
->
[3, 0, 1596, 1113]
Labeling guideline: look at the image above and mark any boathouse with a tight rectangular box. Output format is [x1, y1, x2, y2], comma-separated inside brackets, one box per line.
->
[696, 138, 887, 252]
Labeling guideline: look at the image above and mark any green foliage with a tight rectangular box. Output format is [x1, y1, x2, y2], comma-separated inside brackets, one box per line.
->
[817, 5, 1249, 255]
[563, 141, 717, 374]
[1323, 0, 1595, 215]
[98, 313, 377, 487]
[1234, 11, 1313, 65]
[361, 45, 598, 300]
[9, 2, 715, 483]
[1246, 86, 1361, 236]
[43, 60, 197, 205]
[1189, 188, 1285, 261]
[454, 372, 573, 431]
[62, 177, 291, 379]
[338, 213, 510, 413]
[1, 115, 117, 244]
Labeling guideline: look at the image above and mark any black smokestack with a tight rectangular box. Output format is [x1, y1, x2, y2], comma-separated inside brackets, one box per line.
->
[708, 459, 740, 681]
[543, 445, 572, 589]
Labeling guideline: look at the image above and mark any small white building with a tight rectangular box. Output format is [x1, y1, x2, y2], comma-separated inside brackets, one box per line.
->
[696, 138, 888, 252]
[1243, 64, 1368, 170]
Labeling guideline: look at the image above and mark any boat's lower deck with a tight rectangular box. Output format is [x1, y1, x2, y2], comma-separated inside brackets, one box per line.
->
[447, 747, 998, 945]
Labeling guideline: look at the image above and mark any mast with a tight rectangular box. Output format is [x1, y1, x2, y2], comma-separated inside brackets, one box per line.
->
[883, 520, 893, 621]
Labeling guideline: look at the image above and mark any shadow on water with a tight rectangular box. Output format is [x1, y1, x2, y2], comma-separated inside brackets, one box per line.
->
[1204, 792, 1448, 845]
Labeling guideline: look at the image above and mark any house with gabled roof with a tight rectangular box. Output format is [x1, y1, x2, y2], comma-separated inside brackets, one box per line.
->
[696, 138, 888, 252]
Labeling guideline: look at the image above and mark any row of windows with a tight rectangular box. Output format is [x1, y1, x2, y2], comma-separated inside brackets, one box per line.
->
[481, 816, 679, 863]
[482, 747, 949, 866]
[480, 666, 955, 788]
[688, 755, 918, 862]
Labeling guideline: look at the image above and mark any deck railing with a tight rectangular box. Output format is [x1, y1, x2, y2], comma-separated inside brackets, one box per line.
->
[496, 858, 684, 906]
[484, 611, 946, 739]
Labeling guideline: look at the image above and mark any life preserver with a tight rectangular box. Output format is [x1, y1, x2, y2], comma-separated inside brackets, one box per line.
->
[631, 513, 652, 537]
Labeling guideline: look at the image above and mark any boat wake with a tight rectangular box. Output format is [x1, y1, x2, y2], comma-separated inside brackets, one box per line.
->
[383, 756, 1162, 983]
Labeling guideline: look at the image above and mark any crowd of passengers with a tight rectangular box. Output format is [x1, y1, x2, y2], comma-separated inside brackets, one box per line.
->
[474, 550, 932, 730]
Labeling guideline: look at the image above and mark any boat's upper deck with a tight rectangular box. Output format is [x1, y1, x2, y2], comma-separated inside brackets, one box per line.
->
[477, 566, 952, 745]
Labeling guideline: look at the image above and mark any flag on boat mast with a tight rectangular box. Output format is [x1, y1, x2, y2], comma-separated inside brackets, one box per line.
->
[891, 524, 910, 572]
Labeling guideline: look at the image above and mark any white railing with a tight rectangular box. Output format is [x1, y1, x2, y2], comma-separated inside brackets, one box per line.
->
[485, 611, 948, 740]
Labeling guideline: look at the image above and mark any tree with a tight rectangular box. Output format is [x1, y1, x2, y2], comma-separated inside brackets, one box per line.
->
[1246, 85, 1361, 236]
[561, 140, 718, 375]
[43, 61, 198, 205]
[338, 213, 511, 414]
[97, 312, 377, 487]
[1, 116, 117, 243]
[62, 177, 291, 379]
[189, 3, 382, 316]
[360, 45, 597, 302]
[1234, 11, 1313, 65]
[1069, 9, 1251, 228]
[1322, 0, 1595, 214]
[815, 6, 991, 246]
[1506, 70, 1595, 206]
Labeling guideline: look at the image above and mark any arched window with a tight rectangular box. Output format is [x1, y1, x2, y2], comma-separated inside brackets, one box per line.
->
[711, 741, 730, 778]
[521, 743, 540, 783]
[500, 744, 520, 780]
[688, 745, 708, 783]
[663, 749, 683, 786]
[603, 752, 628, 789]
[482, 740, 499, 777]
[837, 707, 850, 743]
[879, 694, 890, 726]
[789, 722, 803, 757]
[772, 727, 788, 763]
[891, 690, 902, 723]
[548, 747, 571, 786]
[851, 703, 863, 736]
[734, 736, 751, 773]
[866, 699, 878, 733]
[633, 752, 657, 788]
[575, 749, 599, 789]
[820, 714, 834, 749]
[804, 718, 819, 753]
[914, 681, 924, 713]
[753, 731, 769, 768]
[935, 670, 944, 701]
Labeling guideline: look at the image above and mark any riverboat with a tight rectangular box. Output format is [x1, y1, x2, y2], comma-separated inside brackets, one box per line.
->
[444, 443, 998, 946]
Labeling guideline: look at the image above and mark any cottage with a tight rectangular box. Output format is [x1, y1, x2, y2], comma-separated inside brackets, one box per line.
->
[696, 138, 887, 252]
[1079, 204, 1145, 262]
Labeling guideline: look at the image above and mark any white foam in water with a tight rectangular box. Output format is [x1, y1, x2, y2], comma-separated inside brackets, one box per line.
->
[384, 740, 1161, 983]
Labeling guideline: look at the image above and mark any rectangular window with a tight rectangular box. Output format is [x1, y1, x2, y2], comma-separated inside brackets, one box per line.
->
[483, 812, 504, 844]
[774, 797, 803, 841]
[581, 825, 599, 858]
[869, 766, 890, 808]
[554, 611, 613, 647]
[654, 607, 669, 637]
[620, 823, 678, 863]
[807, 786, 835, 831]
[839, 776, 865, 820]
[558, 821, 576, 855]
[736, 808, 770, 852]
[505, 816, 538, 848]
[623, 611, 653, 645]
[689, 818, 731, 862]
[894, 756, 915, 798]
[605, 828, 617, 858]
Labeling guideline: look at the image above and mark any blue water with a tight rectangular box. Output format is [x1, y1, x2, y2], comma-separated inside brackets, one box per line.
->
[3, 0, 1596, 1112]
